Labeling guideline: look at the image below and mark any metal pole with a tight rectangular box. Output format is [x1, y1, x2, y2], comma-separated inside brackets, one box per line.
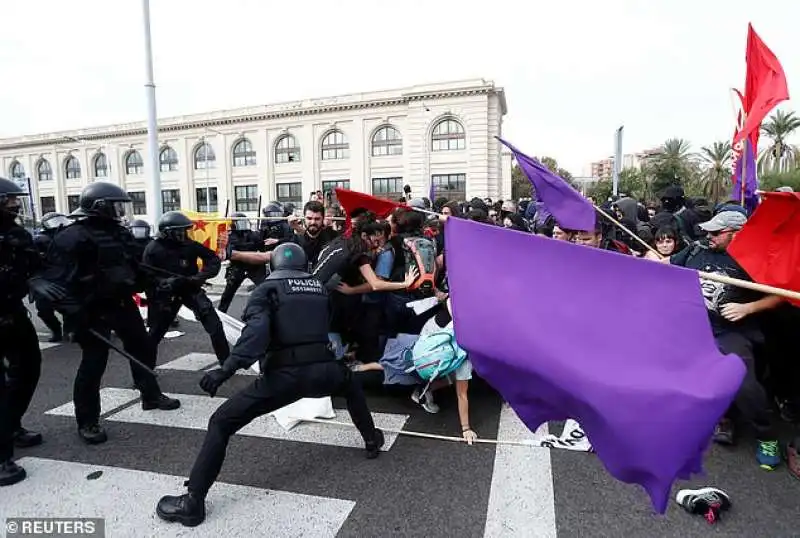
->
[142, 0, 162, 222]
[612, 125, 623, 196]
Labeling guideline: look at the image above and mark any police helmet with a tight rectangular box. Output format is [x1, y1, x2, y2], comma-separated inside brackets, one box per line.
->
[41, 212, 72, 230]
[270, 242, 307, 272]
[282, 202, 296, 217]
[77, 182, 131, 220]
[262, 202, 283, 218]
[157, 211, 193, 241]
[230, 212, 250, 231]
[128, 218, 151, 240]
[0, 176, 28, 218]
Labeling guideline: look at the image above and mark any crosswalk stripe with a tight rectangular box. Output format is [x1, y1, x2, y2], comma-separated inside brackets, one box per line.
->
[44, 388, 409, 452]
[484, 405, 557, 538]
[39, 342, 60, 351]
[156, 353, 218, 372]
[0, 457, 356, 537]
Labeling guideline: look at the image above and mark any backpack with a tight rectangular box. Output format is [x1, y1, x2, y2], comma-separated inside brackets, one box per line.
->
[398, 237, 437, 296]
[406, 324, 468, 381]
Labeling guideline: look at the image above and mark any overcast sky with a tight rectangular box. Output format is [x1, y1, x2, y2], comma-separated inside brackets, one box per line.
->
[2, 0, 797, 176]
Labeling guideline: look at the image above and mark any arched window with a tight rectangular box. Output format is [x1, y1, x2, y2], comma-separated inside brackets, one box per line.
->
[125, 150, 144, 175]
[65, 156, 81, 179]
[371, 126, 402, 157]
[194, 142, 216, 170]
[93, 152, 108, 177]
[159, 146, 179, 172]
[232, 138, 256, 167]
[9, 160, 25, 180]
[275, 134, 300, 163]
[37, 159, 52, 182]
[431, 118, 466, 152]
[320, 130, 349, 161]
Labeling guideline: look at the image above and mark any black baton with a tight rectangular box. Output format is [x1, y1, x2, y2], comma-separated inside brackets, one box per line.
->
[88, 328, 158, 378]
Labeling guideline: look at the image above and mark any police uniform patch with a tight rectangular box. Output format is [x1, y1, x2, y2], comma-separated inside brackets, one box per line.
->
[283, 278, 324, 295]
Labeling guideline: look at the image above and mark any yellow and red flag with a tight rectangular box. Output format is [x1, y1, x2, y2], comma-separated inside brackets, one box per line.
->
[183, 210, 230, 260]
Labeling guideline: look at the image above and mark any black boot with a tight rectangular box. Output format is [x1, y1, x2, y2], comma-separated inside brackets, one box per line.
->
[78, 424, 108, 445]
[365, 429, 385, 459]
[48, 329, 63, 343]
[142, 394, 181, 411]
[14, 427, 43, 448]
[156, 491, 206, 527]
[0, 459, 26, 486]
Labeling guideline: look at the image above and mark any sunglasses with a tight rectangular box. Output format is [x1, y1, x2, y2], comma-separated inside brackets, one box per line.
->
[708, 229, 734, 237]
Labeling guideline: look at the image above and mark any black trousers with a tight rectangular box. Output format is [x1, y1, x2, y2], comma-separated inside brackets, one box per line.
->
[758, 305, 800, 403]
[186, 361, 378, 498]
[73, 297, 163, 429]
[148, 291, 230, 365]
[218, 266, 266, 313]
[35, 297, 62, 336]
[0, 305, 42, 461]
[716, 330, 775, 439]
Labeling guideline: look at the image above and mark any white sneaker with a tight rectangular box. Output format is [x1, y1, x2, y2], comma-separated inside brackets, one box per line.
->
[411, 388, 440, 414]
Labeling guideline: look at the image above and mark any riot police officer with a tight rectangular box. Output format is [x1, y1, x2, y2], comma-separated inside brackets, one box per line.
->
[1, 178, 56, 486]
[144, 211, 230, 365]
[32, 212, 72, 342]
[35, 182, 180, 445]
[127, 219, 152, 261]
[260, 201, 293, 243]
[218, 212, 266, 312]
[155, 243, 385, 527]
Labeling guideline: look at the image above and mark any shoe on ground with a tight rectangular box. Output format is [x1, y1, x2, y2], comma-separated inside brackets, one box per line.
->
[365, 429, 385, 459]
[675, 487, 731, 525]
[712, 418, 735, 445]
[156, 492, 206, 527]
[142, 394, 181, 411]
[13, 427, 43, 448]
[757, 439, 781, 470]
[786, 437, 800, 481]
[79, 424, 107, 445]
[411, 388, 440, 414]
[0, 460, 27, 487]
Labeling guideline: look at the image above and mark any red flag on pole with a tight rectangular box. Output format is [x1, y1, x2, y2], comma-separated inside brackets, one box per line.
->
[335, 187, 405, 235]
[728, 192, 800, 305]
[733, 24, 789, 145]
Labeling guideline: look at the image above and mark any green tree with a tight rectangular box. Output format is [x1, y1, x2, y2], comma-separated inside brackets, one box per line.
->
[699, 141, 732, 203]
[539, 156, 558, 171]
[511, 163, 532, 200]
[759, 109, 800, 174]
[650, 138, 697, 196]
[759, 169, 800, 191]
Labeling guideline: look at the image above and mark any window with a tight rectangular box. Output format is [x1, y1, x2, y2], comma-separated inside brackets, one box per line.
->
[128, 191, 147, 215]
[275, 134, 300, 164]
[9, 161, 25, 180]
[37, 159, 52, 182]
[125, 150, 144, 175]
[94, 153, 108, 177]
[232, 138, 256, 167]
[65, 156, 81, 179]
[40, 196, 56, 215]
[67, 195, 81, 213]
[276, 182, 302, 204]
[371, 177, 403, 200]
[194, 142, 216, 170]
[161, 189, 181, 212]
[322, 180, 350, 206]
[320, 130, 348, 161]
[195, 186, 218, 213]
[431, 173, 467, 201]
[371, 126, 402, 156]
[234, 185, 259, 212]
[159, 146, 179, 172]
[431, 119, 466, 152]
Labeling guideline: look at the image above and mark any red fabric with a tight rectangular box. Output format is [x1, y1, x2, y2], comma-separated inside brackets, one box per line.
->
[734, 24, 789, 145]
[728, 192, 800, 305]
[335, 187, 405, 236]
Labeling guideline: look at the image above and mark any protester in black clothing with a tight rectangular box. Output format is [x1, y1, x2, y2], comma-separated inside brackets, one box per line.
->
[291, 201, 339, 268]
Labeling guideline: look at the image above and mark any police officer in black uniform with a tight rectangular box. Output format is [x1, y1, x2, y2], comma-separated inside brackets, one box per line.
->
[32, 212, 72, 342]
[1, 178, 61, 486]
[144, 211, 230, 365]
[260, 201, 294, 244]
[35, 182, 180, 444]
[155, 243, 385, 527]
[218, 212, 266, 313]
[127, 218, 152, 260]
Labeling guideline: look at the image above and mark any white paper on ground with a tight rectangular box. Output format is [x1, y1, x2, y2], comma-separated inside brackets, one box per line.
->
[269, 397, 337, 430]
[164, 331, 185, 339]
[528, 418, 592, 452]
[406, 296, 439, 315]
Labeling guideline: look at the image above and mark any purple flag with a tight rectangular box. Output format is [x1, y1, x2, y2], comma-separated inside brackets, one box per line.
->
[731, 138, 759, 214]
[497, 136, 595, 231]
[444, 218, 745, 513]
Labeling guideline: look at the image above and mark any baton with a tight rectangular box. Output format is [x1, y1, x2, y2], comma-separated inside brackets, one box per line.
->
[88, 328, 158, 378]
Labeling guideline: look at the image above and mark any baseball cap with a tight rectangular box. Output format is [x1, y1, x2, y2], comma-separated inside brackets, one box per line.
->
[699, 211, 747, 233]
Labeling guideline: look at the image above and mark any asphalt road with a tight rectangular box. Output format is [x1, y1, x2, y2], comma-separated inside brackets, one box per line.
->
[2, 292, 800, 537]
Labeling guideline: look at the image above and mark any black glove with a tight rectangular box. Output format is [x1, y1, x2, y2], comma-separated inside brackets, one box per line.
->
[28, 277, 68, 302]
[199, 368, 232, 397]
[157, 276, 181, 292]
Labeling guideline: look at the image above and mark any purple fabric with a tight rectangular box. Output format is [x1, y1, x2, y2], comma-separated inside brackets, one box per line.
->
[444, 218, 745, 513]
[731, 138, 759, 214]
[497, 136, 595, 231]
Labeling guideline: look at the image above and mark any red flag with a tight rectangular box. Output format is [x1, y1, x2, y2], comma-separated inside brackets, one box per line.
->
[733, 24, 789, 145]
[728, 192, 800, 305]
[335, 187, 405, 235]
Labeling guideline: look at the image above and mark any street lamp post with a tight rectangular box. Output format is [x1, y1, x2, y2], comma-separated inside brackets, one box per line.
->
[142, 0, 162, 222]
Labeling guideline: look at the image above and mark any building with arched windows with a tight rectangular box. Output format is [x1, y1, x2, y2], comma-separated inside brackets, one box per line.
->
[0, 79, 511, 225]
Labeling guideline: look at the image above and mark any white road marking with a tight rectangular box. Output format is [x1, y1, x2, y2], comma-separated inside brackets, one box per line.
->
[45, 388, 141, 418]
[156, 353, 218, 372]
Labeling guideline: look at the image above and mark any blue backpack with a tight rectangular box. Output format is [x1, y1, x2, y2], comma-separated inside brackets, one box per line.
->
[406, 325, 467, 381]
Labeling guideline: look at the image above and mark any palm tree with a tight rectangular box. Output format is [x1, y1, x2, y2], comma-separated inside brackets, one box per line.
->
[759, 110, 800, 174]
[651, 138, 696, 196]
[699, 141, 732, 203]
